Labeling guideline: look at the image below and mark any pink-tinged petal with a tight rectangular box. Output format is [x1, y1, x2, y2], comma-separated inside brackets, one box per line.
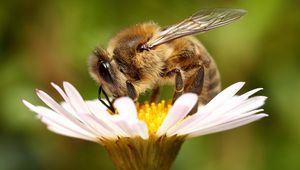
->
[25, 82, 150, 140]
[23, 100, 96, 139]
[53, 83, 98, 121]
[59, 102, 111, 138]
[35, 89, 77, 121]
[187, 114, 268, 137]
[157, 93, 198, 136]
[86, 100, 110, 113]
[114, 97, 138, 122]
[61, 102, 76, 116]
[34, 90, 100, 135]
[77, 114, 115, 139]
[63, 82, 89, 113]
[51, 82, 71, 105]
[47, 126, 97, 142]
[25, 81, 267, 141]
[86, 101, 129, 137]
[52, 82, 86, 119]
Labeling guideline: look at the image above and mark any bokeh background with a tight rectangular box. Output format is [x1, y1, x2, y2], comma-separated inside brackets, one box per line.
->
[1, 0, 300, 169]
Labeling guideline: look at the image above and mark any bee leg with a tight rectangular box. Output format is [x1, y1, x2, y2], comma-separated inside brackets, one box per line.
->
[126, 80, 138, 101]
[149, 86, 160, 103]
[168, 69, 184, 103]
[189, 66, 204, 94]
[188, 66, 205, 114]
[98, 86, 115, 113]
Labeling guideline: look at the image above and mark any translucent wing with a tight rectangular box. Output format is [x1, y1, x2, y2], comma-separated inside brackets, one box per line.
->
[143, 8, 246, 49]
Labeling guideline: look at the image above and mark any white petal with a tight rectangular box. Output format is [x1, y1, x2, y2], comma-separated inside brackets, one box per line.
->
[187, 87, 263, 130]
[25, 81, 267, 142]
[53, 83, 106, 124]
[51, 82, 71, 105]
[239, 88, 263, 100]
[112, 97, 149, 138]
[176, 109, 264, 136]
[109, 115, 148, 139]
[110, 117, 134, 137]
[157, 93, 198, 136]
[24, 82, 150, 141]
[47, 126, 97, 142]
[219, 109, 264, 124]
[63, 81, 89, 113]
[52, 82, 82, 119]
[166, 113, 202, 136]
[23, 100, 96, 139]
[35, 89, 77, 121]
[208, 89, 264, 117]
[78, 114, 116, 139]
[86, 100, 110, 113]
[61, 102, 76, 115]
[133, 121, 149, 139]
[225, 96, 267, 117]
[86, 101, 129, 136]
[187, 114, 268, 137]
[167, 87, 266, 136]
[34, 90, 101, 135]
[191, 96, 266, 131]
[114, 97, 138, 122]
[197, 82, 245, 115]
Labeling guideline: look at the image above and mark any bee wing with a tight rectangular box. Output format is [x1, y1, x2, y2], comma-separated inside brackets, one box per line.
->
[144, 8, 246, 49]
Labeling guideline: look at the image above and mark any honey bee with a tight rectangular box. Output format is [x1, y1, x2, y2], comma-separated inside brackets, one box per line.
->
[89, 8, 246, 112]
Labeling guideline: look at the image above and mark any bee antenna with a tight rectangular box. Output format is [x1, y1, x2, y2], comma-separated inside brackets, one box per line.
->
[98, 86, 115, 113]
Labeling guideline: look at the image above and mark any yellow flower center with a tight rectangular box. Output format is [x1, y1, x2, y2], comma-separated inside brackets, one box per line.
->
[137, 100, 171, 135]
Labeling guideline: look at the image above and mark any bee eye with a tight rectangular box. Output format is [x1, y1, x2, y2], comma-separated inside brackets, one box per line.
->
[98, 61, 114, 84]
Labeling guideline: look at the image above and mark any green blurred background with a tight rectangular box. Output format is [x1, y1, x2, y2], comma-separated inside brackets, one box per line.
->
[1, 0, 300, 169]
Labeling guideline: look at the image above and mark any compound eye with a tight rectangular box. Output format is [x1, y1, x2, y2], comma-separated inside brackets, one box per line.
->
[98, 61, 114, 84]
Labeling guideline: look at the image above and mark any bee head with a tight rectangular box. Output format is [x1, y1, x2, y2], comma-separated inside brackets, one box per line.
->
[89, 47, 116, 89]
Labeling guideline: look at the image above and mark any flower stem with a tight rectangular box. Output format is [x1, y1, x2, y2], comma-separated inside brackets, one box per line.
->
[101, 136, 186, 170]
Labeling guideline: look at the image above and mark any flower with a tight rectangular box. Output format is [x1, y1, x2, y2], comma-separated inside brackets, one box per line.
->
[22, 81, 268, 170]
[23, 81, 267, 141]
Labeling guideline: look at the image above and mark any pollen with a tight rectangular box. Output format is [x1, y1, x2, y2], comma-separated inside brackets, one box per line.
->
[137, 100, 171, 135]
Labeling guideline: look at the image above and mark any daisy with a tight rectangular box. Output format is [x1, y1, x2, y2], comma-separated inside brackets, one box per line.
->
[23, 82, 267, 170]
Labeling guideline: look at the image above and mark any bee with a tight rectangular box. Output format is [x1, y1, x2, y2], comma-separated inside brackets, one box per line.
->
[89, 8, 246, 112]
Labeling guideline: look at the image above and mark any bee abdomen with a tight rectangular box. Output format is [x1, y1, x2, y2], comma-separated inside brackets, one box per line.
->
[200, 59, 221, 104]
